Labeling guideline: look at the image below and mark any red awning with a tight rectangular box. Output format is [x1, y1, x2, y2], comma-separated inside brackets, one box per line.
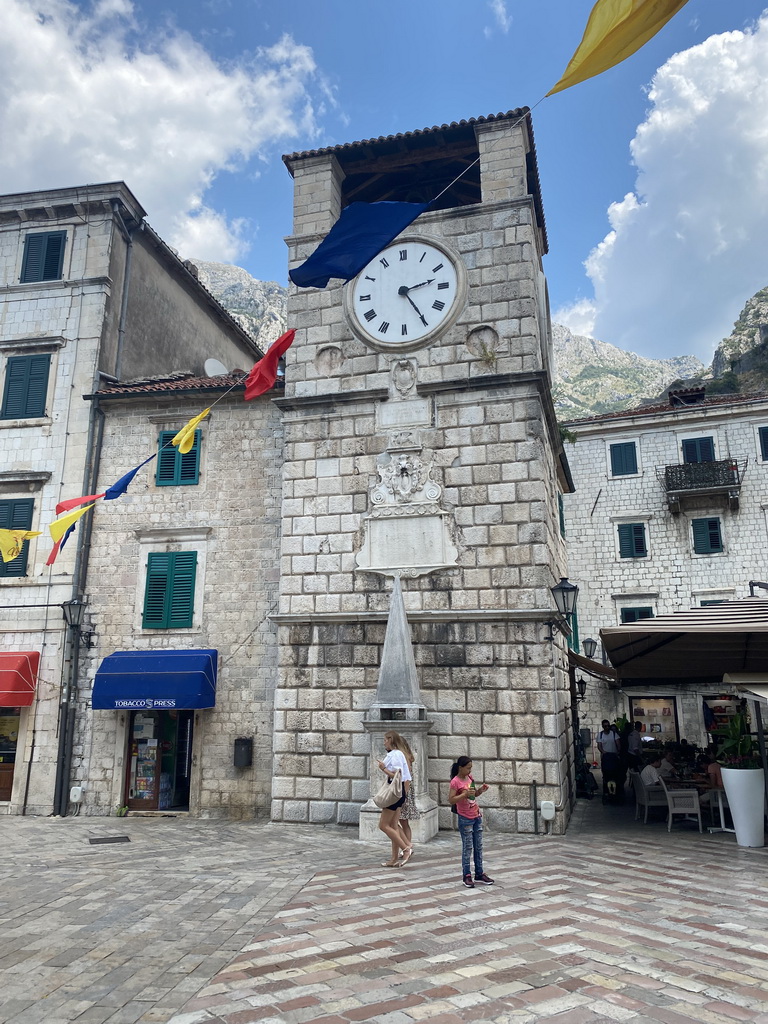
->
[0, 652, 40, 707]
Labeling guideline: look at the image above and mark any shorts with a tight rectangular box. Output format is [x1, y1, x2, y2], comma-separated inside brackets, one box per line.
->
[387, 792, 406, 811]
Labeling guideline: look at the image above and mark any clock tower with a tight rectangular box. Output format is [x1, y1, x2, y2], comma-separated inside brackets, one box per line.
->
[274, 110, 575, 834]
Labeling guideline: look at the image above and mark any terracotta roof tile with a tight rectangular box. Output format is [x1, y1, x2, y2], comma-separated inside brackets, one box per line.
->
[564, 390, 768, 427]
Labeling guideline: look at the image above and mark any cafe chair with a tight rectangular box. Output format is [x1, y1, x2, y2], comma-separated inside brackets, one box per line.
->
[630, 770, 667, 824]
[658, 776, 703, 833]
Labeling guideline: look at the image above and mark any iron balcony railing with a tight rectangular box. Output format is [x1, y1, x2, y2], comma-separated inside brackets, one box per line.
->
[659, 458, 747, 513]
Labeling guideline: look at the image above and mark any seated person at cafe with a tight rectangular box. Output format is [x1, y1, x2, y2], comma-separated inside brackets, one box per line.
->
[697, 753, 723, 789]
[640, 756, 663, 788]
[657, 750, 678, 780]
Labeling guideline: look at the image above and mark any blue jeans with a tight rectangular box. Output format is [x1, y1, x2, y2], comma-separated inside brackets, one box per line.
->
[457, 814, 483, 877]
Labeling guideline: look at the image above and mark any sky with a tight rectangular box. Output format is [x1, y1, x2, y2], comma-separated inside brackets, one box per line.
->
[1, 0, 767, 364]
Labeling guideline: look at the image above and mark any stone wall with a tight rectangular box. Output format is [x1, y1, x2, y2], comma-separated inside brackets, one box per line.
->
[74, 390, 283, 818]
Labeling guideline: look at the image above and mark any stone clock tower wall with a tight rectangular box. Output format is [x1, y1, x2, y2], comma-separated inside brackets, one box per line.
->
[274, 111, 575, 834]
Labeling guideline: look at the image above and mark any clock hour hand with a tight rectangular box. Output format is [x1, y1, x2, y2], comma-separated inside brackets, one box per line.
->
[398, 279, 434, 294]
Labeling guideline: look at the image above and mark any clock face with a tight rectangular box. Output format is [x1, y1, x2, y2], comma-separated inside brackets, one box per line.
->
[346, 239, 462, 350]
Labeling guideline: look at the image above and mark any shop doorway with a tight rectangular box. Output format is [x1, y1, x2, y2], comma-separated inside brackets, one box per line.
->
[629, 695, 679, 746]
[0, 708, 20, 801]
[125, 709, 194, 811]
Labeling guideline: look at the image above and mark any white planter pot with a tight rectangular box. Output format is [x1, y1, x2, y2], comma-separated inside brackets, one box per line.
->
[721, 767, 766, 848]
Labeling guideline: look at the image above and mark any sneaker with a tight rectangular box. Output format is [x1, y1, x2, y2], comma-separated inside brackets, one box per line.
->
[463, 873, 475, 888]
[475, 872, 495, 884]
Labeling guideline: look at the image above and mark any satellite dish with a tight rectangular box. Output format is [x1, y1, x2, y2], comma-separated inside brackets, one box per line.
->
[204, 358, 229, 377]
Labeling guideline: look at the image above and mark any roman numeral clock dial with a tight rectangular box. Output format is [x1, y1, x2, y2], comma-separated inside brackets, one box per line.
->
[345, 238, 464, 352]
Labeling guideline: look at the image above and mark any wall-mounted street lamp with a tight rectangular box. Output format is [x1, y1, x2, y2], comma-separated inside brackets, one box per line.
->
[575, 677, 587, 702]
[550, 577, 579, 618]
[62, 599, 95, 649]
[749, 581, 768, 597]
[582, 637, 598, 660]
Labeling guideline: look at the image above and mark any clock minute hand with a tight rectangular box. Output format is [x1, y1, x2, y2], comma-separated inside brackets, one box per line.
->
[404, 278, 434, 292]
[400, 289, 428, 328]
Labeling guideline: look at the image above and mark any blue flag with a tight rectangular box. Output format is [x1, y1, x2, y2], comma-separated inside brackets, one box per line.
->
[104, 455, 157, 500]
[289, 201, 428, 289]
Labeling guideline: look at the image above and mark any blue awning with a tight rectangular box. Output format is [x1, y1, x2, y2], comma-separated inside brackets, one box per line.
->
[92, 650, 217, 710]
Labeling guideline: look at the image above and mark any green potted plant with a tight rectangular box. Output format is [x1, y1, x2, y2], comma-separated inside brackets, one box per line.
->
[716, 710, 765, 847]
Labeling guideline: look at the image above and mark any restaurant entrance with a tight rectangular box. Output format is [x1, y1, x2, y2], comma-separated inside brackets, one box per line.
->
[125, 709, 194, 811]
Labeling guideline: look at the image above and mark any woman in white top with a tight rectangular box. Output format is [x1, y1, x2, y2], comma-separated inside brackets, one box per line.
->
[376, 730, 413, 868]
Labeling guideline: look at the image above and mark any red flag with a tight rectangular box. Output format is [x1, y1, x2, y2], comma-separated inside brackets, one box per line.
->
[244, 329, 296, 400]
[56, 493, 106, 515]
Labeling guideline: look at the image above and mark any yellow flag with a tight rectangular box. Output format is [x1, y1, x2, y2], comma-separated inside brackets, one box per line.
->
[49, 503, 96, 544]
[0, 529, 42, 562]
[547, 0, 690, 96]
[171, 408, 211, 455]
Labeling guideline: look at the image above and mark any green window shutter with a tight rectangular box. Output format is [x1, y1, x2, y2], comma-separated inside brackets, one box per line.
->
[610, 442, 637, 476]
[692, 517, 722, 554]
[20, 231, 66, 283]
[143, 553, 172, 627]
[1, 354, 51, 419]
[168, 551, 197, 628]
[682, 436, 715, 464]
[759, 426, 768, 461]
[155, 430, 201, 486]
[568, 605, 580, 652]
[558, 493, 565, 537]
[0, 498, 34, 577]
[618, 522, 646, 558]
[621, 607, 654, 623]
[142, 551, 197, 628]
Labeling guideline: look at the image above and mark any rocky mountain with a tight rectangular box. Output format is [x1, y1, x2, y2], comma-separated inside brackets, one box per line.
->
[189, 259, 287, 352]
[711, 286, 768, 389]
[552, 324, 705, 416]
[194, 259, 768, 414]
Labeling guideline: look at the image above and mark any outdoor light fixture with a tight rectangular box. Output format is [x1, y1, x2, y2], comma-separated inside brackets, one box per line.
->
[749, 581, 768, 597]
[576, 677, 587, 702]
[62, 599, 86, 628]
[550, 577, 579, 618]
[582, 637, 598, 660]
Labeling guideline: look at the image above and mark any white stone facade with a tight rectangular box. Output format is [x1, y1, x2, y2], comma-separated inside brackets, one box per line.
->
[562, 393, 768, 746]
[0, 183, 262, 816]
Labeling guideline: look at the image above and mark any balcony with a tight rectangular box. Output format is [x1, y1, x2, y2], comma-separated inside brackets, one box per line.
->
[660, 458, 747, 514]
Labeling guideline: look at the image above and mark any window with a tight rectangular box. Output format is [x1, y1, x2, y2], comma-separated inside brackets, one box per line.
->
[0, 499, 34, 577]
[20, 231, 66, 283]
[682, 436, 715, 463]
[692, 517, 723, 554]
[618, 522, 647, 558]
[621, 607, 654, 623]
[142, 551, 197, 628]
[1, 354, 51, 419]
[155, 430, 201, 486]
[610, 441, 638, 476]
[759, 426, 768, 461]
[557, 493, 565, 537]
[568, 605, 580, 652]
[701, 600, 726, 606]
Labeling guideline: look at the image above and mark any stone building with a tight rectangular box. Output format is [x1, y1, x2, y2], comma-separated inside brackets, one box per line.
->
[273, 109, 576, 833]
[0, 182, 262, 815]
[73, 375, 281, 818]
[561, 387, 768, 749]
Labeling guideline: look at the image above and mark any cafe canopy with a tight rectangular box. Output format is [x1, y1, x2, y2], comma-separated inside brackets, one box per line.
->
[600, 599, 768, 684]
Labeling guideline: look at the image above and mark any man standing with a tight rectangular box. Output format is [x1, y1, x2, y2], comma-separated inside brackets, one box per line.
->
[627, 721, 643, 771]
[597, 719, 621, 796]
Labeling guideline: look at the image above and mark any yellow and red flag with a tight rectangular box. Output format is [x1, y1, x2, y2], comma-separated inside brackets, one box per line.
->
[0, 529, 41, 563]
[547, 0, 690, 96]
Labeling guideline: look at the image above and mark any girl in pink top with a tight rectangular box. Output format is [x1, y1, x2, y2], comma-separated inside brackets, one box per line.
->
[448, 756, 494, 889]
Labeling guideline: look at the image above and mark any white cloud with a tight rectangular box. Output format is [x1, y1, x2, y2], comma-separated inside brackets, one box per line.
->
[584, 16, 768, 361]
[552, 298, 597, 338]
[484, 0, 512, 38]
[0, 0, 320, 262]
